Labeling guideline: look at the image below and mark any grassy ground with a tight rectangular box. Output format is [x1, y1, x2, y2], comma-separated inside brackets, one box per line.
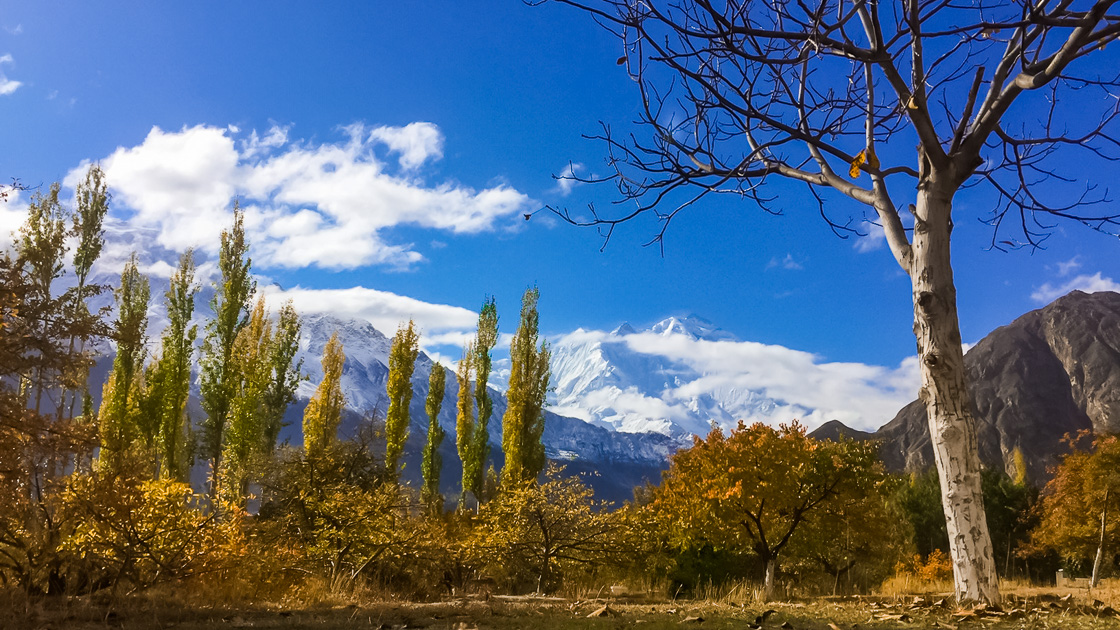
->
[5, 587, 1120, 630]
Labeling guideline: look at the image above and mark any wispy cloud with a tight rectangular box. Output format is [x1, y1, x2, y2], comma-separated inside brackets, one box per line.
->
[0, 54, 23, 96]
[4, 25, 22, 35]
[67, 123, 533, 270]
[1032, 272, 1120, 303]
[766, 253, 803, 271]
[260, 284, 477, 337]
[554, 162, 585, 196]
[1055, 256, 1082, 277]
[853, 220, 885, 253]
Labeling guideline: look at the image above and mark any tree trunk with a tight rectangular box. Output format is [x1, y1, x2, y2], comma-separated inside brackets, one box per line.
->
[910, 182, 1001, 604]
[1091, 488, 1108, 588]
[761, 557, 776, 601]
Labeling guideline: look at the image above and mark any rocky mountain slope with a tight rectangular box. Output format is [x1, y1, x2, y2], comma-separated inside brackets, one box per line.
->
[867, 290, 1120, 482]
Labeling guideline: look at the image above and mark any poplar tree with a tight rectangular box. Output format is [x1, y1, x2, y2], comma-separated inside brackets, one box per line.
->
[17, 183, 68, 414]
[97, 253, 150, 468]
[421, 361, 447, 512]
[454, 342, 475, 508]
[385, 319, 420, 480]
[222, 296, 273, 503]
[152, 250, 198, 480]
[501, 288, 551, 487]
[64, 165, 109, 419]
[469, 298, 499, 499]
[262, 301, 302, 454]
[199, 205, 255, 491]
[304, 332, 345, 454]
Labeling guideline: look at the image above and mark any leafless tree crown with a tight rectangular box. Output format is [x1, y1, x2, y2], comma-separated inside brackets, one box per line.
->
[545, 0, 1120, 254]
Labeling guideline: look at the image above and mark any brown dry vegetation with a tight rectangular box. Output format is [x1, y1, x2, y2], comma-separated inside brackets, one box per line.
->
[6, 585, 1120, 630]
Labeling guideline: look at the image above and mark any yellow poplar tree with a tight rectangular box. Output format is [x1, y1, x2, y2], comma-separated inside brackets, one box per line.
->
[304, 332, 346, 454]
[385, 319, 420, 480]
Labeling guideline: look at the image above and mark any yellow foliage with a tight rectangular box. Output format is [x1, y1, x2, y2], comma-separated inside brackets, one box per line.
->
[848, 149, 880, 178]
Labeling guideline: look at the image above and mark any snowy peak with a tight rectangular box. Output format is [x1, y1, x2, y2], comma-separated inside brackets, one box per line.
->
[647, 315, 736, 342]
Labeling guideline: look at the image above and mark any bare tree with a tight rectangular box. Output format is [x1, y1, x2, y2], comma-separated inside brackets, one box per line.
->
[543, 0, 1120, 603]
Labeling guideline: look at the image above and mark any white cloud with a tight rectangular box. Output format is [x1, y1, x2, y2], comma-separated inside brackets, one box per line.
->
[1031, 272, 1120, 303]
[368, 122, 443, 171]
[1055, 256, 1082, 277]
[0, 187, 29, 251]
[554, 162, 585, 196]
[552, 327, 919, 433]
[0, 54, 23, 96]
[853, 220, 885, 253]
[4, 25, 21, 35]
[766, 253, 803, 271]
[72, 123, 532, 270]
[259, 284, 478, 338]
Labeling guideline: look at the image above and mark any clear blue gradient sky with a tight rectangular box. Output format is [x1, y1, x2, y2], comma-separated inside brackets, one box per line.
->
[0, 1, 1117, 373]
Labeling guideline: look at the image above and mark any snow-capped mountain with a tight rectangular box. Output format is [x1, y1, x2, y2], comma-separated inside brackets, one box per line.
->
[548, 313, 815, 437]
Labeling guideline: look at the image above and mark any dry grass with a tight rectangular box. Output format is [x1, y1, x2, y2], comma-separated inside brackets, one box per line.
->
[5, 581, 1120, 629]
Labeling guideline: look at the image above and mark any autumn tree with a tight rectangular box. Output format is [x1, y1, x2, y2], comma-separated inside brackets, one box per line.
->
[97, 253, 150, 469]
[17, 183, 69, 414]
[550, 0, 1120, 602]
[651, 421, 883, 600]
[501, 288, 550, 487]
[455, 342, 476, 508]
[477, 464, 626, 593]
[304, 332, 346, 454]
[200, 206, 255, 493]
[1032, 433, 1120, 586]
[385, 319, 420, 479]
[422, 362, 447, 512]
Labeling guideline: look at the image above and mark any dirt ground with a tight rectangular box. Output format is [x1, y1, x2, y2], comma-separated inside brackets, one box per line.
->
[5, 591, 1120, 630]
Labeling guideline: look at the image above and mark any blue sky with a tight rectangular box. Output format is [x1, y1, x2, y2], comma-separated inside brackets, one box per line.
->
[0, 1, 1117, 388]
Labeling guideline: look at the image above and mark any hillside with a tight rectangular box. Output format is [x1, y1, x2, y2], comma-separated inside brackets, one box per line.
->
[869, 290, 1120, 482]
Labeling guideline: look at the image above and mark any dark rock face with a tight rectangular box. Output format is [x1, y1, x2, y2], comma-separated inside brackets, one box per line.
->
[874, 290, 1119, 483]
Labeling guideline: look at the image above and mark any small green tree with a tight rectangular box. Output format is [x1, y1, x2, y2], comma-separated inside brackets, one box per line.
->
[97, 254, 150, 469]
[385, 319, 420, 480]
[422, 362, 447, 512]
[304, 332, 346, 454]
[199, 205, 255, 493]
[501, 288, 550, 487]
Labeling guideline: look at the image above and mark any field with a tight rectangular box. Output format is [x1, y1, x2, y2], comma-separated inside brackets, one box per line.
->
[7, 586, 1120, 630]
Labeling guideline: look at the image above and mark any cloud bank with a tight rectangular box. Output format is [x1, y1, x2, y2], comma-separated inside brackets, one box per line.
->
[1031, 272, 1120, 303]
[72, 123, 532, 270]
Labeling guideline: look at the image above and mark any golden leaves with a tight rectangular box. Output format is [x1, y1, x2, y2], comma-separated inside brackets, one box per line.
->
[849, 149, 880, 178]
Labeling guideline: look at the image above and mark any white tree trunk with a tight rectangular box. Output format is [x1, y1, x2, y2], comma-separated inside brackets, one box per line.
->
[762, 557, 776, 601]
[910, 183, 1001, 604]
[1091, 488, 1108, 588]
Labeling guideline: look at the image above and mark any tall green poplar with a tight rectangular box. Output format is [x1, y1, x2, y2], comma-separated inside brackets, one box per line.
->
[385, 319, 420, 480]
[98, 253, 150, 468]
[221, 296, 273, 503]
[152, 250, 198, 480]
[501, 288, 551, 487]
[199, 205, 255, 490]
[262, 301, 302, 453]
[422, 361, 447, 512]
[455, 342, 475, 508]
[470, 298, 498, 499]
[304, 332, 345, 454]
